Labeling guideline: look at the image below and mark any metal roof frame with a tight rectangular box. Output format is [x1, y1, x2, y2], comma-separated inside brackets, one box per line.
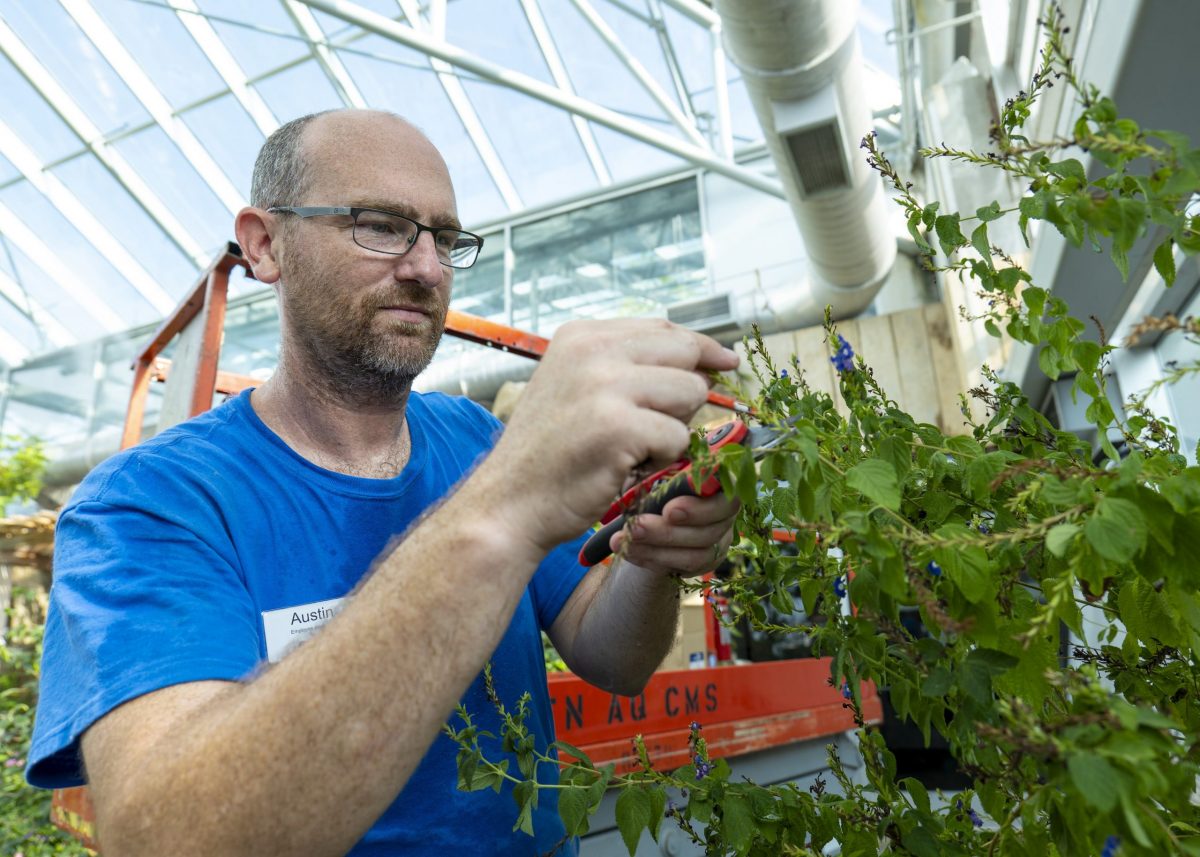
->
[61, 0, 246, 216]
[0, 13, 209, 267]
[295, 0, 784, 198]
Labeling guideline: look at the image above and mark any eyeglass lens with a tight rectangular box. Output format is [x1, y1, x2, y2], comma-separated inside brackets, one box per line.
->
[353, 210, 480, 268]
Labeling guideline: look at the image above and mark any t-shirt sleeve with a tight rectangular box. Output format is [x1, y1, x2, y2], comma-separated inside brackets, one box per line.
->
[27, 462, 262, 789]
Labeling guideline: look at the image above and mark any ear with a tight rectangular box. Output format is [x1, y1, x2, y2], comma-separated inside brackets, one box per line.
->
[234, 207, 282, 285]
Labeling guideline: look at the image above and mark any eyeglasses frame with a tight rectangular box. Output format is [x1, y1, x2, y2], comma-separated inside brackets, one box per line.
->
[267, 205, 484, 269]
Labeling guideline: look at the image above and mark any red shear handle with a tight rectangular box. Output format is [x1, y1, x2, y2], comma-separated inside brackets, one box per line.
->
[578, 419, 748, 567]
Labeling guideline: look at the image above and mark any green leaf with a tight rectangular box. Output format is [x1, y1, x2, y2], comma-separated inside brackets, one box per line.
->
[971, 223, 994, 271]
[558, 785, 591, 837]
[921, 666, 953, 697]
[846, 459, 901, 511]
[1154, 238, 1177, 286]
[1068, 754, 1119, 812]
[1047, 157, 1087, 185]
[512, 780, 538, 836]
[935, 213, 967, 254]
[967, 451, 1016, 499]
[901, 825, 941, 857]
[615, 787, 652, 856]
[720, 792, 756, 853]
[1045, 523, 1081, 558]
[1072, 340, 1103, 375]
[902, 777, 931, 815]
[1084, 497, 1148, 562]
[1038, 345, 1061, 380]
[647, 788, 667, 842]
[976, 200, 1004, 222]
[551, 740, 593, 768]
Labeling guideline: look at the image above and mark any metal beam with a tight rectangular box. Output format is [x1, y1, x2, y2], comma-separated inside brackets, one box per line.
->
[168, 0, 280, 137]
[711, 20, 733, 156]
[0, 120, 175, 315]
[648, 0, 699, 127]
[282, 0, 369, 108]
[519, 0, 612, 185]
[569, 0, 707, 148]
[0, 202, 124, 333]
[654, 0, 719, 29]
[59, 0, 245, 215]
[295, 0, 784, 198]
[394, 0, 523, 209]
[0, 15, 208, 268]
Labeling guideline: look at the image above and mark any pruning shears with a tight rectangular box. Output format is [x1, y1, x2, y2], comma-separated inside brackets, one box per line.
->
[578, 414, 801, 566]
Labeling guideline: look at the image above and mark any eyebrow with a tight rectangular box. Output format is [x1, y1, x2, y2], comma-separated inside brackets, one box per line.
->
[352, 199, 463, 231]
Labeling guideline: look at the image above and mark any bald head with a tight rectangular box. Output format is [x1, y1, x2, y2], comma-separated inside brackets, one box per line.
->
[250, 109, 444, 210]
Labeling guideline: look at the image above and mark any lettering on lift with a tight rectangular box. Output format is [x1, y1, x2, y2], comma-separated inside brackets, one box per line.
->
[606, 693, 648, 724]
[664, 682, 719, 717]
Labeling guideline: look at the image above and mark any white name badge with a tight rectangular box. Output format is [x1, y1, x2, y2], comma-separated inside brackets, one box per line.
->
[261, 596, 347, 663]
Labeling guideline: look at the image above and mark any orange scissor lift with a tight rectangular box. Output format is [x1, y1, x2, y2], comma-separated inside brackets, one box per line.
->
[50, 245, 881, 849]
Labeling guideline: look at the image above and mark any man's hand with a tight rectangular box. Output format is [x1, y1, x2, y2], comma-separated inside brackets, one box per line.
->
[480, 318, 739, 558]
[608, 493, 740, 577]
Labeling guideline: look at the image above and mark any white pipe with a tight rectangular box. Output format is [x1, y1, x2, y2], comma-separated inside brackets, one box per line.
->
[713, 0, 897, 297]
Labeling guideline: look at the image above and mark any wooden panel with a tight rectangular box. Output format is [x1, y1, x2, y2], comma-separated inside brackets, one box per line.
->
[855, 315, 903, 409]
[792, 324, 836, 399]
[890, 307, 943, 428]
[924, 302, 968, 434]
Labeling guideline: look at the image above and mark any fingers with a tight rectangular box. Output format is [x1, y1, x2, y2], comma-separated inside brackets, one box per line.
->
[609, 493, 739, 576]
[560, 318, 739, 373]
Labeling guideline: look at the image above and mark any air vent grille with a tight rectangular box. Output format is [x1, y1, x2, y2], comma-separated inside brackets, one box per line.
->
[785, 120, 849, 194]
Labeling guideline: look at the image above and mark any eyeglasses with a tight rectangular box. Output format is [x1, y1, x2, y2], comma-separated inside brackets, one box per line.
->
[268, 206, 484, 269]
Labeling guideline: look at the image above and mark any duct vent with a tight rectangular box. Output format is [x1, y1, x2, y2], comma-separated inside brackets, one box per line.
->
[785, 120, 849, 195]
[667, 293, 737, 332]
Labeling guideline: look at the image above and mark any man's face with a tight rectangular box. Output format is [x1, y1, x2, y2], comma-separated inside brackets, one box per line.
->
[274, 113, 457, 391]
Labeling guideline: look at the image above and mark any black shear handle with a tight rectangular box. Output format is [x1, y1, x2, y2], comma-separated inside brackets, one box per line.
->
[578, 473, 699, 566]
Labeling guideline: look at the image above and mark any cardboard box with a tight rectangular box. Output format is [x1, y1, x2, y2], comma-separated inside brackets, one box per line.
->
[657, 591, 709, 671]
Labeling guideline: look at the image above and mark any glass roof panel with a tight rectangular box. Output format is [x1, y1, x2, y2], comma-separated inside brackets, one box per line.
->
[110, 125, 234, 255]
[253, 58, 350, 124]
[179, 94, 266, 201]
[335, 44, 508, 224]
[0, 152, 18, 186]
[0, 56, 87, 165]
[447, 0, 555, 85]
[657, 3, 713, 99]
[536, 1, 677, 133]
[0, 179, 159, 323]
[459, 80, 598, 208]
[50, 153, 198, 294]
[859, 0, 900, 79]
[90, 0, 226, 110]
[192, 0, 312, 80]
[0, 289, 43, 356]
[3, 244, 109, 341]
[0, 0, 150, 135]
[587, 124, 686, 183]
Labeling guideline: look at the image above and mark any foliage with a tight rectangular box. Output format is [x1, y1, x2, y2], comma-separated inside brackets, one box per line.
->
[0, 435, 48, 508]
[448, 7, 1200, 855]
[1, 588, 92, 856]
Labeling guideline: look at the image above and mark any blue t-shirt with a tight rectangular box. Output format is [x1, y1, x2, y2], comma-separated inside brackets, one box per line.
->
[28, 389, 590, 856]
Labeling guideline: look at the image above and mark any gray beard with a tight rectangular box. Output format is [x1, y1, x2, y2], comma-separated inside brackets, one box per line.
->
[292, 322, 444, 407]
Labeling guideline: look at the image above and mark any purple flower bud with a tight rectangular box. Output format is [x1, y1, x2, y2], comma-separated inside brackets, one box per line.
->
[689, 721, 702, 732]
[841, 682, 852, 700]
[780, 369, 789, 378]
[926, 560, 943, 577]
[969, 809, 983, 828]
[833, 576, 847, 598]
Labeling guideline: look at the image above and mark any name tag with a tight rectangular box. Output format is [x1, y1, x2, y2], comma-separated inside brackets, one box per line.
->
[261, 596, 347, 663]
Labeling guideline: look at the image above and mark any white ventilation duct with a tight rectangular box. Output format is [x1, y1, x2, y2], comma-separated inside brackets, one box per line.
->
[418, 1, 900, 401]
[714, 0, 896, 310]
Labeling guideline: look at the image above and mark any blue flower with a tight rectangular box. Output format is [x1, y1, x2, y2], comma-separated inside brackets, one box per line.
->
[841, 682, 852, 700]
[926, 560, 943, 577]
[969, 809, 983, 828]
[1101, 835, 1120, 857]
[689, 721, 702, 732]
[833, 576, 847, 598]
[780, 369, 789, 378]
[830, 335, 855, 373]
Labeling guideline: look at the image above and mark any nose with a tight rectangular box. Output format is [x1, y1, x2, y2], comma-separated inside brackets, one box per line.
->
[395, 229, 446, 289]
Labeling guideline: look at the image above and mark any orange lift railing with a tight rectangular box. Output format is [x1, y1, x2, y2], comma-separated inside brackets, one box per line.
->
[51, 246, 880, 848]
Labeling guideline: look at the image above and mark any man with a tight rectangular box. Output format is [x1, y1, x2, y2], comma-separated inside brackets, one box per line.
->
[28, 109, 739, 856]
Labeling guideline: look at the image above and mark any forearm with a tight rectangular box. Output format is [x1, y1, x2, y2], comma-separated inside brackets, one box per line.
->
[564, 559, 681, 696]
[93, 465, 543, 857]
